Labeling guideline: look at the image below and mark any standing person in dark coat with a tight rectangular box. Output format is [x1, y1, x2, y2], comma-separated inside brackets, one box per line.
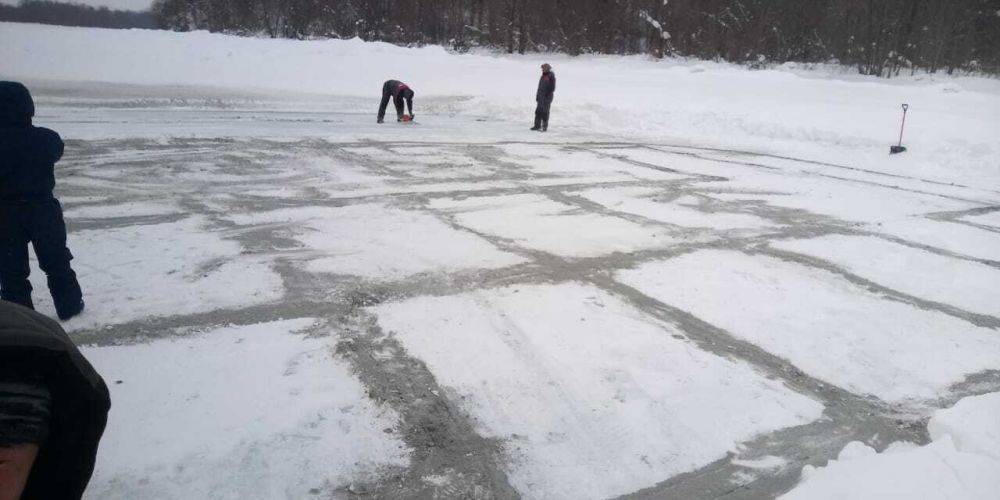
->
[377, 80, 415, 123]
[0, 82, 84, 321]
[532, 63, 556, 132]
[0, 301, 110, 500]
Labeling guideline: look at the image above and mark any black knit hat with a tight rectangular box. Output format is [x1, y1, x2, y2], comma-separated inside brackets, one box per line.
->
[0, 81, 35, 126]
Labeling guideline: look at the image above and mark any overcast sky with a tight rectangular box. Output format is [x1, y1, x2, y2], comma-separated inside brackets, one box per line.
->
[1, 0, 153, 11]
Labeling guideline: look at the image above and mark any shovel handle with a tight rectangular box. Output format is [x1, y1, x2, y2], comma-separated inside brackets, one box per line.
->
[898, 104, 909, 147]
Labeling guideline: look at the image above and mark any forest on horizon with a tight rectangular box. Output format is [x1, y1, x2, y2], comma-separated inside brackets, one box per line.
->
[3, 0, 998, 77]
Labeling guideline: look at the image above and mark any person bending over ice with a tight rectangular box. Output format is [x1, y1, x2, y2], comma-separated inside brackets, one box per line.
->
[0, 82, 84, 321]
[377, 80, 415, 123]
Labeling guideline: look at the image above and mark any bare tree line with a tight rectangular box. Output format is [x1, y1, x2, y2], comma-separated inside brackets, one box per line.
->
[145, 0, 999, 76]
[0, 0, 156, 29]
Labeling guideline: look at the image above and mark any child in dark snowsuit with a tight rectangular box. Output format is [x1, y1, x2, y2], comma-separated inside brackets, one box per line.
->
[377, 80, 415, 123]
[0, 82, 84, 321]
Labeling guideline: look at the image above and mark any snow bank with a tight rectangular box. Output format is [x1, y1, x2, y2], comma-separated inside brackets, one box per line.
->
[781, 392, 1000, 500]
[2, 22, 998, 187]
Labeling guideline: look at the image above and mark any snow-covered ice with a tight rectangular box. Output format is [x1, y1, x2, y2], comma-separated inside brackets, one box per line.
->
[1, 20, 997, 499]
[772, 234, 1000, 317]
[500, 144, 689, 182]
[33, 216, 284, 331]
[226, 204, 525, 280]
[872, 218, 1000, 262]
[577, 186, 775, 230]
[617, 250, 1000, 404]
[6, 22, 999, 188]
[430, 193, 676, 258]
[962, 210, 1000, 230]
[372, 283, 823, 499]
[82, 319, 410, 499]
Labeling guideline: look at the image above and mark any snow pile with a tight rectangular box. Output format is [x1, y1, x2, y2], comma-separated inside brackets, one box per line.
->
[781, 392, 1000, 500]
[2, 22, 998, 186]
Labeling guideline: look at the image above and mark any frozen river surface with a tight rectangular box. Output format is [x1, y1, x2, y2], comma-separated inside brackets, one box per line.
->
[23, 83, 1000, 499]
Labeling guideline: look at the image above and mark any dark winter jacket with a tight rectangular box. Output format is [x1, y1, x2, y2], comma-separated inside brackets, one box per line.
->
[536, 71, 556, 102]
[384, 80, 413, 98]
[0, 301, 110, 500]
[0, 81, 65, 201]
[384, 80, 414, 107]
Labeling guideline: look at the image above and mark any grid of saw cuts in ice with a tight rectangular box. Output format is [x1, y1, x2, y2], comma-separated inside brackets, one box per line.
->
[772, 234, 1000, 318]
[428, 193, 679, 258]
[617, 249, 1000, 404]
[499, 143, 692, 184]
[342, 146, 498, 179]
[574, 186, 777, 231]
[225, 203, 526, 280]
[372, 282, 823, 500]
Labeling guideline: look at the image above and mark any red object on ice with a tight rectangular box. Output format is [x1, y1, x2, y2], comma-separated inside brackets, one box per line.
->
[401, 115, 413, 122]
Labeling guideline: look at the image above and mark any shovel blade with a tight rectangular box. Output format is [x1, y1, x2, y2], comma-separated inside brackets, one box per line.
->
[890, 145, 907, 154]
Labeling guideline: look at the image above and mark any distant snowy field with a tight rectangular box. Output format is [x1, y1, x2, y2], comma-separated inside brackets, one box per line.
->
[2, 21, 998, 186]
[1, 21, 999, 499]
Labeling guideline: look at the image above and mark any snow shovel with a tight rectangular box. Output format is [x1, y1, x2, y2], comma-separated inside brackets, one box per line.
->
[890, 104, 908, 155]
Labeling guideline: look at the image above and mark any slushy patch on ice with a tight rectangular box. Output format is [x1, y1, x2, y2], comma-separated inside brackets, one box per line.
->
[430, 193, 675, 258]
[773, 235, 1000, 317]
[32, 216, 283, 331]
[372, 283, 823, 500]
[227, 204, 525, 280]
[617, 250, 1000, 404]
[782, 392, 1000, 500]
[732, 455, 789, 470]
[82, 318, 410, 499]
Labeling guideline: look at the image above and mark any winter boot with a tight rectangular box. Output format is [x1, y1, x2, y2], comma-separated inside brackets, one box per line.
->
[56, 299, 84, 321]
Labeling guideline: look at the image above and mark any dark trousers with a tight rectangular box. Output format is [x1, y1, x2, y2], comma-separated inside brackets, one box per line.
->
[377, 83, 406, 122]
[534, 98, 552, 130]
[0, 199, 82, 315]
